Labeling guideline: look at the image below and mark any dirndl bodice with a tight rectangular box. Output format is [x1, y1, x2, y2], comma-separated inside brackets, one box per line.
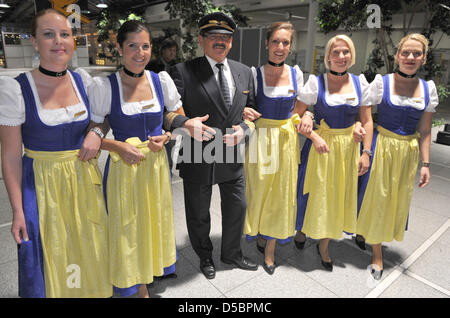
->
[255, 66, 297, 120]
[107, 71, 164, 141]
[17, 70, 90, 151]
[377, 74, 429, 135]
[314, 73, 361, 128]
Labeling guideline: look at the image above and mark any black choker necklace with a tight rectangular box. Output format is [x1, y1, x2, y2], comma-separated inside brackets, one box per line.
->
[329, 69, 347, 76]
[268, 60, 284, 67]
[38, 65, 67, 77]
[123, 67, 144, 78]
[397, 70, 416, 78]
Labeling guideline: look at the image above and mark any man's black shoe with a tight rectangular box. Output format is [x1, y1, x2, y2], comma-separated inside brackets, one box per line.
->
[220, 255, 258, 271]
[200, 258, 216, 279]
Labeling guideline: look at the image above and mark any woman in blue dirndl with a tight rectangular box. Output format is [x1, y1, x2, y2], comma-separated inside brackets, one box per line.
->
[294, 35, 373, 271]
[86, 21, 182, 298]
[243, 22, 313, 275]
[0, 9, 111, 297]
[356, 34, 438, 280]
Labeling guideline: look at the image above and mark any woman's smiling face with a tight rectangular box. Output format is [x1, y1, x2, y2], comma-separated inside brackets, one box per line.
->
[396, 39, 425, 74]
[117, 30, 152, 73]
[267, 28, 293, 64]
[328, 39, 352, 72]
[32, 12, 74, 68]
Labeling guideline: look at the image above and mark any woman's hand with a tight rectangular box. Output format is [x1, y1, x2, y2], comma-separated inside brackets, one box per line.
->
[243, 107, 262, 122]
[419, 166, 430, 188]
[358, 153, 370, 176]
[298, 114, 313, 135]
[79, 130, 102, 161]
[148, 134, 168, 152]
[11, 211, 28, 245]
[353, 121, 366, 143]
[312, 136, 329, 154]
[119, 142, 145, 165]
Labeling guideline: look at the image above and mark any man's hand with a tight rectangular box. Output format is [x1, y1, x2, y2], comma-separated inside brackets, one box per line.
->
[223, 125, 245, 146]
[182, 114, 216, 141]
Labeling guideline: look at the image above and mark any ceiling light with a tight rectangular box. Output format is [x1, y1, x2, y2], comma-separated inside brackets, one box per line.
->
[0, 1, 10, 9]
[96, 1, 108, 8]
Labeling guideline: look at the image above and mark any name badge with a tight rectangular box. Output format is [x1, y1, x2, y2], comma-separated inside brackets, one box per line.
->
[288, 89, 296, 94]
[142, 104, 154, 110]
[413, 98, 423, 103]
[242, 90, 250, 94]
[346, 97, 356, 102]
[74, 110, 86, 118]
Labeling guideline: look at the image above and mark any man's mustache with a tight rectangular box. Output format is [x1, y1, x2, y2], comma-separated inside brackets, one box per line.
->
[213, 43, 226, 49]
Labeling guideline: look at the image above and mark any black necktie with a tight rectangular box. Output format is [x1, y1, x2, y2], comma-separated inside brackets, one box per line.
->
[215, 63, 231, 109]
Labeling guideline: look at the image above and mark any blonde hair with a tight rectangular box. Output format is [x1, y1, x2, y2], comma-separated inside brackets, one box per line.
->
[395, 33, 429, 65]
[324, 34, 356, 69]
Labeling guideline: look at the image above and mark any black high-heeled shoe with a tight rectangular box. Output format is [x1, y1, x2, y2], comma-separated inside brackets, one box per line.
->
[355, 235, 366, 250]
[316, 244, 333, 271]
[371, 268, 383, 280]
[263, 262, 277, 275]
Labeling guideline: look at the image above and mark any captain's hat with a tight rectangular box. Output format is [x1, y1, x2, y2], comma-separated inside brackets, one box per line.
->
[198, 12, 236, 34]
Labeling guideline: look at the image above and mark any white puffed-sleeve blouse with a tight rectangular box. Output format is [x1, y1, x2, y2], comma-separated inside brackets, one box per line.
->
[87, 70, 182, 123]
[251, 65, 304, 98]
[0, 70, 91, 127]
[369, 74, 439, 113]
[297, 73, 372, 107]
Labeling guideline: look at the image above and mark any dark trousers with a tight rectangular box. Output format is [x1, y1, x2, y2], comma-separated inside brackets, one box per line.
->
[183, 174, 247, 261]
[164, 139, 175, 172]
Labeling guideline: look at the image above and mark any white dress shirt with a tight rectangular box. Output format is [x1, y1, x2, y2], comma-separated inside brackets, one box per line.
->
[205, 54, 236, 102]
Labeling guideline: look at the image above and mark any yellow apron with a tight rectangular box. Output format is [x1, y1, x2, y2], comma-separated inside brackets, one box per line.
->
[25, 148, 111, 298]
[244, 114, 301, 240]
[356, 126, 420, 244]
[301, 120, 360, 239]
[106, 137, 176, 288]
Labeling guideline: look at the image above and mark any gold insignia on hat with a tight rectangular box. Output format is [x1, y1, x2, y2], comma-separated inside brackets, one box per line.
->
[200, 20, 234, 32]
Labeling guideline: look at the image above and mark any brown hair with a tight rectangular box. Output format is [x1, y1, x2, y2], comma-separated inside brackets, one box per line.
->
[117, 20, 151, 47]
[266, 22, 295, 45]
[31, 9, 69, 37]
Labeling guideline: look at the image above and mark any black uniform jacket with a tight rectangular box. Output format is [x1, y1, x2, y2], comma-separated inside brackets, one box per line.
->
[167, 56, 256, 185]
